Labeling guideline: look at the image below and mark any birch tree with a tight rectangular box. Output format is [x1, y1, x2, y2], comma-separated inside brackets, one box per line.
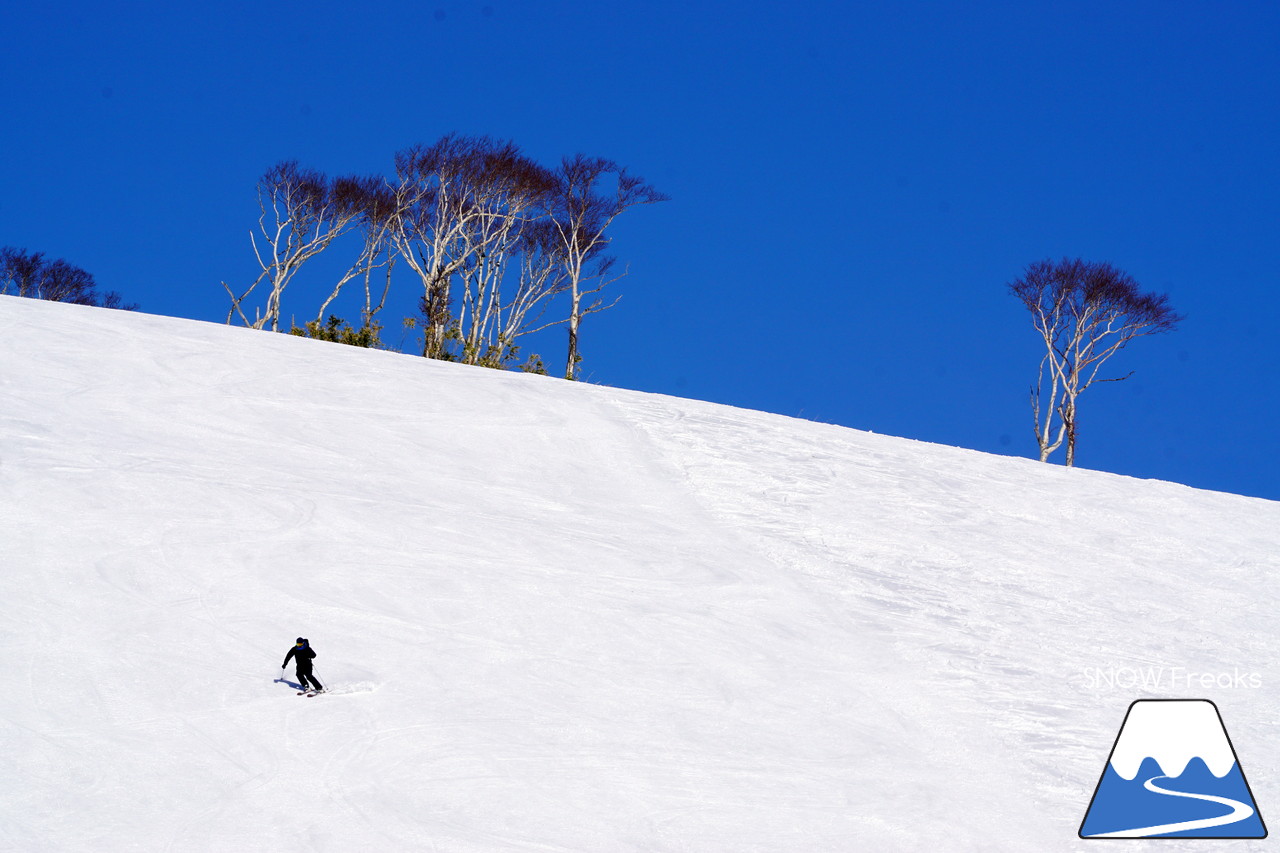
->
[312, 176, 398, 333]
[1010, 258, 1182, 466]
[1, 248, 51, 298]
[453, 145, 556, 366]
[547, 155, 667, 380]
[388, 136, 490, 359]
[490, 221, 571, 367]
[225, 162, 363, 331]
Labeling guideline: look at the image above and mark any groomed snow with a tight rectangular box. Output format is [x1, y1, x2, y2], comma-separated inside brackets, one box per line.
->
[3, 295, 1278, 851]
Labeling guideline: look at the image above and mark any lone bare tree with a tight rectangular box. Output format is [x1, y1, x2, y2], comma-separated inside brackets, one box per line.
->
[1010, 258, 1182, 466]
[548, 155, 667, 379]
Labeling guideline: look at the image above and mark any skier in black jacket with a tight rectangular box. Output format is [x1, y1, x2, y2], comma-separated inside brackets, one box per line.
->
[283, 637, 324, 692]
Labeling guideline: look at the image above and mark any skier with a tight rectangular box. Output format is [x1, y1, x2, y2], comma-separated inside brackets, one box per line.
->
[282, 637, 324, 693]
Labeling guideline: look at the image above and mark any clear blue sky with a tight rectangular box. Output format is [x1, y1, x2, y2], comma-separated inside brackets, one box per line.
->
[4, 1, 1278, 500]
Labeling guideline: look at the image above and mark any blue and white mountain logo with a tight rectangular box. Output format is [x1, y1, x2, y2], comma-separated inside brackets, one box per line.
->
[1080, 699, 1266, 838]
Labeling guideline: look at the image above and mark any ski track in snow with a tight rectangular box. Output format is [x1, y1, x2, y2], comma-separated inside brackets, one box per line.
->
[3, 297, 1280, 851]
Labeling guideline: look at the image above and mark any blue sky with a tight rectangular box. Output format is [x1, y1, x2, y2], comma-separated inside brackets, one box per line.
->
[4, 1, 1278, 500]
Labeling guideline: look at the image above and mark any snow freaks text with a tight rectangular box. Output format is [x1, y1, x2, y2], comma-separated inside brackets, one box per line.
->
[1080, 667, 1262, 691]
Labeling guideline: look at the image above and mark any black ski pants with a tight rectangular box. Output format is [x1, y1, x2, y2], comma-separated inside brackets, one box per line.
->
[297, 666, 323, 691]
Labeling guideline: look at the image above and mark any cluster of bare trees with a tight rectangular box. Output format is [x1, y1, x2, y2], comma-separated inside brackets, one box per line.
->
[224, 135, 666, 379]
[1, 247, 137, 310]
[1010, 257, 1182, 466]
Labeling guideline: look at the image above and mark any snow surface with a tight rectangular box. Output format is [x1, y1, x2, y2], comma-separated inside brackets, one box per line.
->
[3, 294, 1279, 851]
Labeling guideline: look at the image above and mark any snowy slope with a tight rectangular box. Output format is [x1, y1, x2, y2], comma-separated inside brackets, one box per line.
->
[2, 294, 1278, 852]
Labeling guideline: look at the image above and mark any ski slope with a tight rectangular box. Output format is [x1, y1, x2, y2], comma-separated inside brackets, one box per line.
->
[2, 294, 1278, 851]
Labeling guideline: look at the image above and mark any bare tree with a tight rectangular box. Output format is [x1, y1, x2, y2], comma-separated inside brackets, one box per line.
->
[225, 162, 364, 331]
[1010, 258, 1183, 466]
[313, 176, 398, 332]
[1, 247, 137, 309]
[490, 220, 571, 366]
[389, 136, 495, 359]
[547, 155, 667, 379]
[219, 142, 668, 371]
[453, 145, 556, 366]
[390, 135, 570, 365]
[1, 247, 47, 298]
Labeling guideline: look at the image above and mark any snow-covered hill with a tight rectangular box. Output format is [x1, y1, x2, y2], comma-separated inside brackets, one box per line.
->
[3, 294, 1278, 851]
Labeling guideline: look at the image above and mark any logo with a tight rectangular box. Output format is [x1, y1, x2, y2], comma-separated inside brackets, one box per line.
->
[1080, 699, 1266, 838]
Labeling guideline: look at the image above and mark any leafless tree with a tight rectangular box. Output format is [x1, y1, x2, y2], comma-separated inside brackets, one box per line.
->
[1010, 258, 1183, 466]
[313, 176, 398, 331]
[547, 155, 667, 379]
[389, 136, 492, 358]
[391, 135, 571, 365]
[493, 221, 571, 362]
[452, 145, 557, 366]
[219, 142, 667, 371]
[1, 247, 48, 298]
[1, 247, 136, 309]
[225, 162, 364, 331]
